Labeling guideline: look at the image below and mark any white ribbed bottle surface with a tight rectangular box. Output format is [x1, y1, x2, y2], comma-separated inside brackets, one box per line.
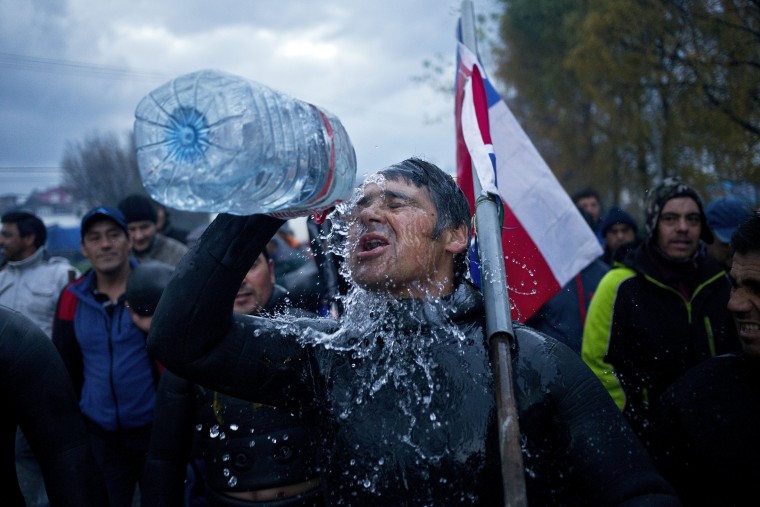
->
[134, 69, 356, 216]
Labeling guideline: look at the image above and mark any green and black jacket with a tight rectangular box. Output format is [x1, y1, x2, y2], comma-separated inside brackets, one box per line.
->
[582, 242, 739, 442]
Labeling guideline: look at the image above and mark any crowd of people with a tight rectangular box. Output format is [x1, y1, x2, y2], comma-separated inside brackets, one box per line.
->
[0, 161, 758, 506]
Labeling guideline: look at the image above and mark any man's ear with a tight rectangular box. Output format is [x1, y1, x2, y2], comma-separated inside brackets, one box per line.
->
[445, 223, 469, 255]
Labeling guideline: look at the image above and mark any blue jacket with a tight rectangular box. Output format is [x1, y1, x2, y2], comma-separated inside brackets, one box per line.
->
[53, 260, 156, 432]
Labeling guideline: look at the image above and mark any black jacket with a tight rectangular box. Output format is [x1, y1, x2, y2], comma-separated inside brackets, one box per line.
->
[148, 213, 679, 506]
[0, 305, 108, 507]
[142, 284, 322, 506]
[651, 352, 760, 506]
[582, 242, 738, 444]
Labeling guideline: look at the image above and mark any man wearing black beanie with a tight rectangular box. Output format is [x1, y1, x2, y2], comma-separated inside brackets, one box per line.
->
[118, 194, 188, 266]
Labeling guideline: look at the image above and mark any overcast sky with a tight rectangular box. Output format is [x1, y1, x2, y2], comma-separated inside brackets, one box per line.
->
[0, 0, 501, 198]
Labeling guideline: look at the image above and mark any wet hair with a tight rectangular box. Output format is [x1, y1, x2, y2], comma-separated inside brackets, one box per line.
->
[730, 211, 760, 256]
[1, 211, 47, 248]
[378, 157, 472, 281]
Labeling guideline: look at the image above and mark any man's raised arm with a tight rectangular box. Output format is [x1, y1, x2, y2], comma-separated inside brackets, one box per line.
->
[147, 213, 284, 369]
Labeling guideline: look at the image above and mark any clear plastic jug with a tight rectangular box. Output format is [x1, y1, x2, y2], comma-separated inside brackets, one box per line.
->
[134, 69, 357, 217]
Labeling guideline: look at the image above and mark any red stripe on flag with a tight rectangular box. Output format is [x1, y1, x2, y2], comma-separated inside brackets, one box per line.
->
[501, 203, 561, 321]
[470, 66, 492, 147]
[456, 47, 560, 322]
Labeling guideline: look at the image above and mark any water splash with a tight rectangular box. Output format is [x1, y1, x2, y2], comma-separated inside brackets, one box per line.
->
[298, 282, 470, 469]
[285, 175, 490, 498]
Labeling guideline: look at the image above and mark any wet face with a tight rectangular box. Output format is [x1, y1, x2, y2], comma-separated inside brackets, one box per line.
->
[127, 220, 157, 253]
[576, 196, 601, 223]
[0, 222, 35, 262]
[728, 251, 760, 358]
[233, 253, 275, 315]
[604, 223, 636, 252]
[344, 176, 467, 299]
[81, 219, 131, 275]
[656, 197, 702, 261]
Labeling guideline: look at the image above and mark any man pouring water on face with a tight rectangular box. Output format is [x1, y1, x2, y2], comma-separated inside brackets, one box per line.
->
[147, 155, 680, 504]
[137, 69, 676, 505]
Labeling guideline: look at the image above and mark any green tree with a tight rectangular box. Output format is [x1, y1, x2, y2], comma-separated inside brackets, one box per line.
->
[493, 0, 760, 213]
[493, 0, 601, 195]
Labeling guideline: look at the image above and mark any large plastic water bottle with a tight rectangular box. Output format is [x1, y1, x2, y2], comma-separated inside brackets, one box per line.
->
[133, 69, 357, 217]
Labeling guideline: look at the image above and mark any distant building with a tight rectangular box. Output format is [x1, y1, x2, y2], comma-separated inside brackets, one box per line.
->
[0, 194, 19, 212]
[23, 186, 86, 216]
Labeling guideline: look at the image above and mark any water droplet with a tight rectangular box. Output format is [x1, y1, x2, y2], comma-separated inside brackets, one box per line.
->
[230, 424, 239, 431]
[228, 476, 238, 487]
[222, 453, 230, 462]
[209, 425, 220, 438]
[195, 424, 202, 432]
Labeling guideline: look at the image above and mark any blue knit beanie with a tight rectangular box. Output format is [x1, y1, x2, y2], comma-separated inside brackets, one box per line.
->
[600, 207, 638, 236]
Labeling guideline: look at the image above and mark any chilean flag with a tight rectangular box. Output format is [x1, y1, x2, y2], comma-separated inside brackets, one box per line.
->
[455, 28, 603, 322]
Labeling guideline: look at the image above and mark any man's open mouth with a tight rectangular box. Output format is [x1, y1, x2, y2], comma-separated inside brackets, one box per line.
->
[360, 234, 388, 252]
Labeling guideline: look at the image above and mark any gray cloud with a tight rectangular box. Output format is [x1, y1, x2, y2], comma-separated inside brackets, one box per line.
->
[0, 0, 499, 196]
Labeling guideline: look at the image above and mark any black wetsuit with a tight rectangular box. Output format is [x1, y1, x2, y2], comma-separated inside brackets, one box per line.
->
[142, 285, 323, 507]
[0, 305, 108, 507]
[148, 214, 680, 506]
